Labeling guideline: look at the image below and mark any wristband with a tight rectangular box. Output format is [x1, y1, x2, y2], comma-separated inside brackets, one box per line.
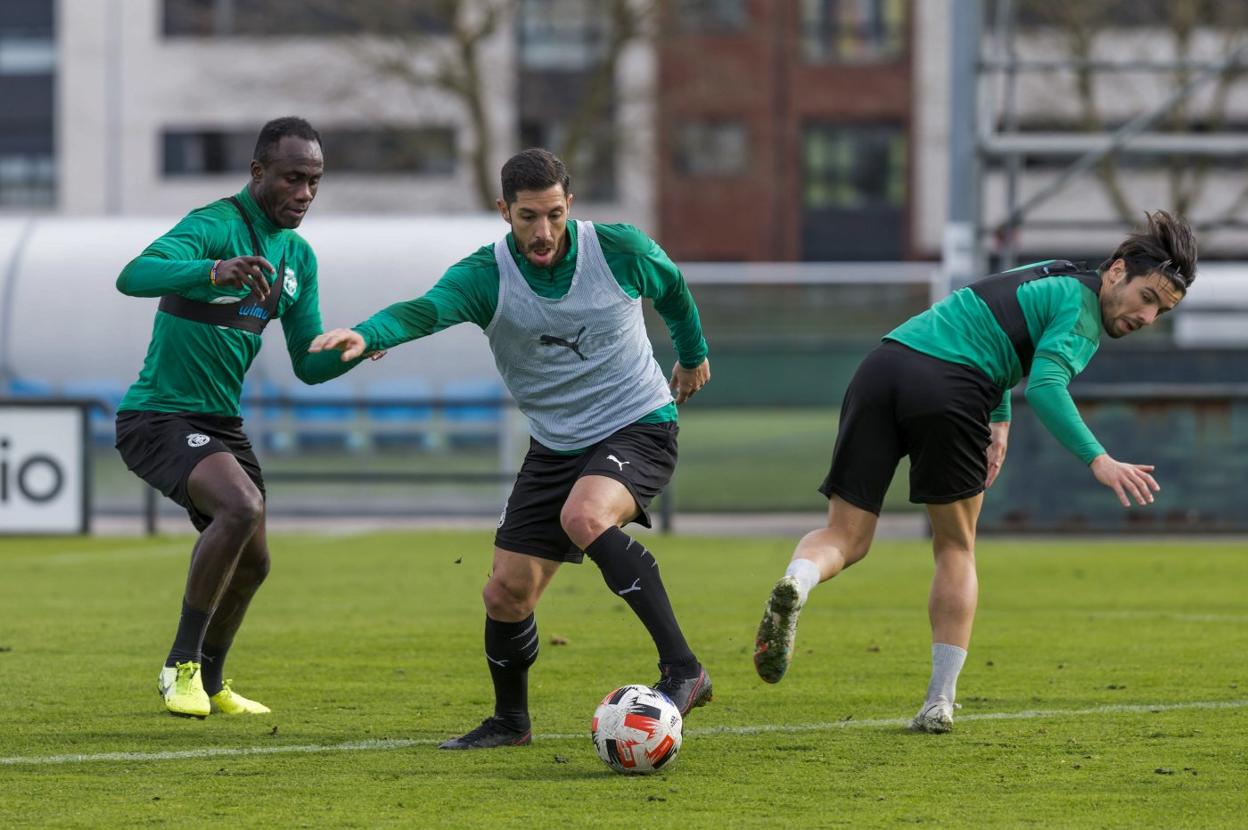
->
[210, 259, 222, 287]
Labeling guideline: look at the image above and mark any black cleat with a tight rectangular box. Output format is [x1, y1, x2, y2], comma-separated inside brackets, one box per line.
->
[438, 716, 532, 750]
[653, 662, 713, 716]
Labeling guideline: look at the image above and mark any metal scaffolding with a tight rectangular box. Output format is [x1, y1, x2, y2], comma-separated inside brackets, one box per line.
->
[943, 0, 1248, 282]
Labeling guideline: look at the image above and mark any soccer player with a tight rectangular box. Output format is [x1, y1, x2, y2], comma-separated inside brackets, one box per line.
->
[115, 117, 372, 718]
[311, 148, 713, 749]
[753, 211, 1197, 732]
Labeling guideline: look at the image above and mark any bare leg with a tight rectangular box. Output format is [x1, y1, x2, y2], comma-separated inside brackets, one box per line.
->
[926, 494, 982, 650]
[200, 511, 271, 696]
[910, 494, 982, 733]
[755, 495, 879, 683]
[790, 494, 879, 581]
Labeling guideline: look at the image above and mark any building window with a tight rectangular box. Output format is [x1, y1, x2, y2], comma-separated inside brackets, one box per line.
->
[0, 0, 55, 207]
[675, 0, 748, 33]
[803, 124, 905, 210]
[518, 0, 611, 71]
[800, 0, 906, 64]
[519, 120, 616, 202]
[162, 127, 457, 176]
[0, 154, 54, 208]
[162, 0, 450, 37]
[675, 121, 748, 176]
[801, 123, 906, 260]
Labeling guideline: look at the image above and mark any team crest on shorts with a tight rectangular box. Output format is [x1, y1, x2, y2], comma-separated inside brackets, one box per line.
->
[187, 433, 210, 448]
[283, 266, 298, 298]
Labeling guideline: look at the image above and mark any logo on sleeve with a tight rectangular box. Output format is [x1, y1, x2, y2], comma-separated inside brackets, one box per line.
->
[283, 266, 298, 298]
[187, 433, 210, 448]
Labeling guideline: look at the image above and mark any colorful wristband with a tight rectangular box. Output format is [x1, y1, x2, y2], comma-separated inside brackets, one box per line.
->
[210, 259, 222, 287]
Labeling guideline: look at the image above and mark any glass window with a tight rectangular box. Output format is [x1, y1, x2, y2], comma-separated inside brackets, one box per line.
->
[674, 121, 748, 176]
[162, 127, 457, 176]
[519, 120, 616, 201]
[0, 36, 55, 75]
[803, 124, 905, 210]
[800, 0, 906, 64]
[0, 154, 55, 208]
[675, 0, 748, 33]
[162, 0, 451, 37]
[518, 0, 610, 71]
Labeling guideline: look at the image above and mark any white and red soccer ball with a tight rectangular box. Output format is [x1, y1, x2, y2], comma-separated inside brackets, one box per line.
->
[590, 684, 683, 774]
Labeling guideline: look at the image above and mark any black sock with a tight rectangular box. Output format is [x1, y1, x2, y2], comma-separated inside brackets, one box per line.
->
[484, 614, 539, 730]
[165, 598, 210, 668]
[584, 526, 696, 668]
[199, 641, 231, 696]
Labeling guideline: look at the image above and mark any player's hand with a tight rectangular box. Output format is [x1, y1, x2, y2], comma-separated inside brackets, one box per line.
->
[1089, 453, 1159, 507]
[214, 256, 275, 301]
[670, 358, 710, 405]
[984, 421, 1009, 489]
[309, 328, 367, 361]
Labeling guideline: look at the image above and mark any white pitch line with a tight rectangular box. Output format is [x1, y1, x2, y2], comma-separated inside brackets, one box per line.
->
[3, 699, 1245, 768]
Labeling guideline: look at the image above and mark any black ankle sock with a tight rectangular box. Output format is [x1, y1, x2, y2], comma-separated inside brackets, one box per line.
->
[199, 641, 231, 696]
[584, 527, 695, 666]
[484, 614, 539, 729]
[165, 598, 210, 667]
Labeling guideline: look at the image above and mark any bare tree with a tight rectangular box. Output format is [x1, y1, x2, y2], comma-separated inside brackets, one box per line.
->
[286, 0, 655, 210]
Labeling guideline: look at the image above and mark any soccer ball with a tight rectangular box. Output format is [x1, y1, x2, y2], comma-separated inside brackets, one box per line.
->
[590, 684, 683, 774]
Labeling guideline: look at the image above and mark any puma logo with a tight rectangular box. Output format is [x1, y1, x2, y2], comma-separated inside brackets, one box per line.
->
[539, 326, 587, 360]
[617, 578, 642, 596]
[606, 454, 630, 471]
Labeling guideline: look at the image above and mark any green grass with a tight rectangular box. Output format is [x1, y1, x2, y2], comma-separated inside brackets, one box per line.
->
[1, 532, 1245, 828]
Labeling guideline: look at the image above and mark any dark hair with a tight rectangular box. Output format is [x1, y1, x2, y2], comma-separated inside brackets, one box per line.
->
[1101, 210, 1197, 292]
[253, 116, 321, 166]
[501, 148, 570, 204]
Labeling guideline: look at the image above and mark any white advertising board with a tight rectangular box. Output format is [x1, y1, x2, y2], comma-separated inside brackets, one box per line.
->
[0, 404, 89, 534]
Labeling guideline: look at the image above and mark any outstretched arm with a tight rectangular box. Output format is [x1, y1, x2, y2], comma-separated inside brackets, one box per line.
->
[1026, 354, 1157, 506]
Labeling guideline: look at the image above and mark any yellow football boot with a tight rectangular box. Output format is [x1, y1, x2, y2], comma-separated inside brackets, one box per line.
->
[210, 679, 272, 715]
[157, 661, 210, 719]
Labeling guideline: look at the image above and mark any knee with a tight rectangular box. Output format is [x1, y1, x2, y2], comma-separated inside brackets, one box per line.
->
[932, 540, 976, 565]
[559, 504, 612, 551]
[217, 489, 265, 533]
[482, 576, 536, 620]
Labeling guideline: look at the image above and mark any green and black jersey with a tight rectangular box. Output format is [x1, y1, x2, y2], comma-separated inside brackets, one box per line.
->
[352, 221, 708, 428]
[886, 261, 1105, 463]
[117, 186, 357, 417]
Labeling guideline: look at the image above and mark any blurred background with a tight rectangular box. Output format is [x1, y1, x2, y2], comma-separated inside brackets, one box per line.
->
[0, 0, 1244, 535]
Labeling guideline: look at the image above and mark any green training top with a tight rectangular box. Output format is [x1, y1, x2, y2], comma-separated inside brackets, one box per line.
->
[885, 262, 1105, 464]
[117, 186, 358, 417]
[352, 221, 709, 428]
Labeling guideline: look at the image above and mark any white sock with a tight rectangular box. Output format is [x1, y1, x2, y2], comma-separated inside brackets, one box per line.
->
[783, 558, 821, 604]
[925, 643, 967, 704]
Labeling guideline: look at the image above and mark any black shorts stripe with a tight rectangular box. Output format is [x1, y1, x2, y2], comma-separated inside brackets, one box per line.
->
[819, 340, 1003, 514]
[494, 421, 677, 563]
[115, 411, 265, 532]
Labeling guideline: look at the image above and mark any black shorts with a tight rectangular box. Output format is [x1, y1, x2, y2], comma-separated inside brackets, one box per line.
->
[819, 340, 1004, 514]
[115, 411, 265, 532]
[495, 421, 678, 563]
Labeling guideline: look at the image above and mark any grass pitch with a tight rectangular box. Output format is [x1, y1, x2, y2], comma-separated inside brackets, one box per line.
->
[1, 531, 1245, 828]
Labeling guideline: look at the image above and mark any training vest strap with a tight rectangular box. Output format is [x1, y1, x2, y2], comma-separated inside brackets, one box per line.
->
[157, 197, 283, 334]
[969, 260, 1101, 377]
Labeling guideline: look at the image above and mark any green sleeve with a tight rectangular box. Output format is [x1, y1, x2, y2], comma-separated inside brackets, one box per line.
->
[352, 248, 499, 351]
[990, 395, 1011, 423]
[1024, 354, 1105, 464]
[596, 224, 709, 368]
[115, 209, 223, 297]
[280, 248, 362, 384]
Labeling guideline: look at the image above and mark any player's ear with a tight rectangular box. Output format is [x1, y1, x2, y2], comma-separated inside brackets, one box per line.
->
[497, 198, 510, 223]
[250, 159, 264, 184]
